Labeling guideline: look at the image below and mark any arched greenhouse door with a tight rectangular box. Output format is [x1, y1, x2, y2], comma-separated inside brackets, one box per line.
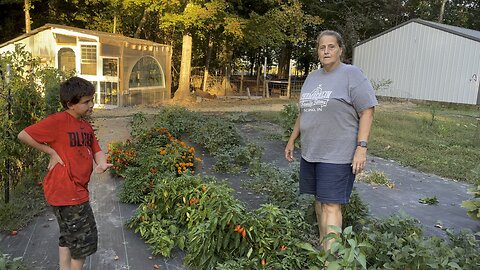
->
[129, 56, 165, 89]
[57, 48, 76, 72]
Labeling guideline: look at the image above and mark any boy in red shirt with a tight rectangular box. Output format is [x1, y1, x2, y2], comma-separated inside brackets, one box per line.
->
[18, 77, 112, 270]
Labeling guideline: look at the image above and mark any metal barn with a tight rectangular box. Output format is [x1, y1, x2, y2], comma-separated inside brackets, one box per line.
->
[353, 19, 480, 105]
[0, 24, 172, 107]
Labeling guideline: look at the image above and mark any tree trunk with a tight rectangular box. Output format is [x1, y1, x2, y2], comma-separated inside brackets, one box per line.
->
[438, 0, 447, 23]
[255, 55, 261, 96]
[174, 33, 193, 101]
[202, 35, 213, 92]
[221, 41, 234, 96]
[249, 54, 255, 76]
[113, 15, 117, 33]
[24, 0, 31, 33]
[134, 9, 148, 38]
[277, 43, 292, 79]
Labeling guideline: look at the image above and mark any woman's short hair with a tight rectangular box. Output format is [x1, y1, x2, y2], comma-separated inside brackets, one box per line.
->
[60, 76, 95, 109]
[315, 30, 346, 61]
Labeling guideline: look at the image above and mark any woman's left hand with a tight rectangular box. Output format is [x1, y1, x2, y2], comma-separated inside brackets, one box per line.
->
[352, 147, 367, 174]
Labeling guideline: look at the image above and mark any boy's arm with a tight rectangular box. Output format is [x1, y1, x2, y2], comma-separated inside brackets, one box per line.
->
[18, 130, 64, 170]
[93, 151, 113, 174]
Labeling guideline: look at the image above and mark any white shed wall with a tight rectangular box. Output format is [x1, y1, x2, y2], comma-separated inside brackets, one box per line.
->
[354, 22, 480, 104]
[0, 30, 56, 67]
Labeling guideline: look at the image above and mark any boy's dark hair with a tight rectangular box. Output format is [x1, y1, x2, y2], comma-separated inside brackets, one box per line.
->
[60, 77, 95, 109]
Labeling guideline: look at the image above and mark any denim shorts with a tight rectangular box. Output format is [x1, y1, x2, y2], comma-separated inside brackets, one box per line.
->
[52, 201, 98, 259]
[299, 158, 355, 204]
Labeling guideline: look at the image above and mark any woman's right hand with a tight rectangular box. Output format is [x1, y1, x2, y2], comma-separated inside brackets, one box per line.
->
[284, 143, 295, 162]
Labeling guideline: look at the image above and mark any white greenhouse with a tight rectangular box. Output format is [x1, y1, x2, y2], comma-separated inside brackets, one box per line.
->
[353, 19, 480, 105]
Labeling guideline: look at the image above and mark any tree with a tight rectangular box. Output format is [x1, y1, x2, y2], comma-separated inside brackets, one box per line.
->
[24, 0, 31, 32]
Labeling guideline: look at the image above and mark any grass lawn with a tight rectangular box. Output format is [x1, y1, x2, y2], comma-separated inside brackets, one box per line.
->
[369, 102, 480, 183]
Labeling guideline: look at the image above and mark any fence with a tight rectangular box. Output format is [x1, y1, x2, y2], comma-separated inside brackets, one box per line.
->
[190, 69, 305, 98]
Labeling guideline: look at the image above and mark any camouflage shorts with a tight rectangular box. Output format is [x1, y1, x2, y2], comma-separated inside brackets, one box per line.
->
[52, 201, 98, 259]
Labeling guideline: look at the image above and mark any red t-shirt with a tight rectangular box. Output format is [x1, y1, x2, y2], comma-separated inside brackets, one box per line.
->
[25, 111, 102, 206]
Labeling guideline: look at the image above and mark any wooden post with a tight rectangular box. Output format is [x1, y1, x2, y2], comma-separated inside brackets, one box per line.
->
[256, 64, 261, 96]
[264, 56, 269, 98]
[240, 72, 244, 95]
[287, 59, 292, 98]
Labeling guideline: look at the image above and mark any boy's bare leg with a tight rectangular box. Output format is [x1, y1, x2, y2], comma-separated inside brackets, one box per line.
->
[71, 257, 86, 270]
[59, 246, 85, 270]
[59, 246, 71, 270]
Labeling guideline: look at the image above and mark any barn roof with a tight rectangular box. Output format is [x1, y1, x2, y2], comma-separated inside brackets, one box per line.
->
[355, 19, 480, 47]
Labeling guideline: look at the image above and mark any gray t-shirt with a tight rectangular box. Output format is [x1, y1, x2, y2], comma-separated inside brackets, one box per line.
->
[299, 63, 378, 164]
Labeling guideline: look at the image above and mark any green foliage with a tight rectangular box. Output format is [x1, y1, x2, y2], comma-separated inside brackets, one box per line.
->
[213, 144, 263, 174]
[130, 112, 148, 138]
[107, 140, 137, 177]
[183, 185, 250, 269]
[360, 214, 427, 269]
[444, 228, 480, 269]
[0, 172, 47, 232]
[298, 226, 372, 270]
[342, 189, 370, 229]
[111, 127, 200, 203]
[358, 214, 480, 269]
[359, 170, 395, 188]
[324, 226, 371, 269]
[189, 116, 242, 154]
[127, 174, 205, 256]
[39, 67, 71, 115]
[371, 79, 392, 93]
[152, 107, 197, 139]
[0, 44, 60, 202]
[0, 253, 26, 270]
[279, 102, 299, 143]
[418, 196, 439, 205]
[248, 162, 300, 209]
[116, 106, 480, 270]
[462, 182, 480, 220]
[215, 258, 257, 270]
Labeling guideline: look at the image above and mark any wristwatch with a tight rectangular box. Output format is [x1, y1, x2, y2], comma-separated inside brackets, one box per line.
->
[357, 141, 368, 148]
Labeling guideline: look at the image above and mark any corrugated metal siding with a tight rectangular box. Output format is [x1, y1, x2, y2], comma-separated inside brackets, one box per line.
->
[354, 22, 480, 104]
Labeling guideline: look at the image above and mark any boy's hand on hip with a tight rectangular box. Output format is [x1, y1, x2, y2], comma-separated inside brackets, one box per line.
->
[48, 152, 65, 171]
[95, 163, 113, 174]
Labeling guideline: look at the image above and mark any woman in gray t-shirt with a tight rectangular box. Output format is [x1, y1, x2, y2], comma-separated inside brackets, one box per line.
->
[284, 30, 377, 251]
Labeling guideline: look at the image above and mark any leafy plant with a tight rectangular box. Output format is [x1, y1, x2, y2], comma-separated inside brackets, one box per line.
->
[107, 140, 137, 177]
[248, 162, 300, 209]
[39, 67, 71, 115]
[0, 253, 26, 270]
[279, 102, 299, 143]
[342, 189, 370, 229]
[358, 170, 395, 188]
[213, 144, 263, 174]
[189, 116, 242, 154]
[0, 174, 47, 231]
[152, 106, 199, 138]
[371, 79, 392, 93]
[419, 196, 439, 205]
[324, 226, 371, 269]
[130, 112, 148, 138]
[461, 181, 480, 220]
